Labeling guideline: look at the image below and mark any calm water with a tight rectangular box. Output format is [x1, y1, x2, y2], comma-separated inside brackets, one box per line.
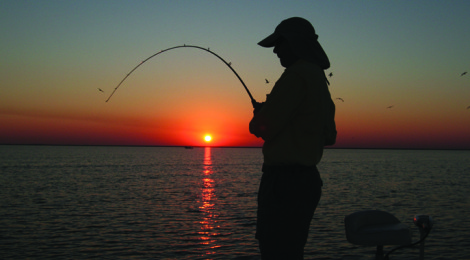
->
[0, 145, 469, 259]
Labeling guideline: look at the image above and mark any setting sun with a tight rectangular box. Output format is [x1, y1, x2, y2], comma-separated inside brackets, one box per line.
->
[204, 135, 212, 142]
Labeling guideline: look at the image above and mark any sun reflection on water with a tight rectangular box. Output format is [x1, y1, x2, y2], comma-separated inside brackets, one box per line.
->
[198, 147, 221, 254]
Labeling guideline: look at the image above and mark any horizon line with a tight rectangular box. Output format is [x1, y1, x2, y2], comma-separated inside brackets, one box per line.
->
[1, 143, 469, 151]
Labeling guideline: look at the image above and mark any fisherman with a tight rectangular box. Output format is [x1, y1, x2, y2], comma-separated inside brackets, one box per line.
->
[249, 17, 336, 259]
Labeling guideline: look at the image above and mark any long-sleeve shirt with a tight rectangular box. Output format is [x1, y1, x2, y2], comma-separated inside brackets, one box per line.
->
[249, 59, 336, 166]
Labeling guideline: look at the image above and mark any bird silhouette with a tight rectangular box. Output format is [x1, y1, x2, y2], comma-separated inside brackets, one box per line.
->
[98, 88, 104, 93]
[387, 105, 394, 109]
[467, 106, 470, 109]
[328, 72, 333, 78]
[461, 71, 467, 76]
[335, 98, 344, 102]
[265, 79, 269, 84]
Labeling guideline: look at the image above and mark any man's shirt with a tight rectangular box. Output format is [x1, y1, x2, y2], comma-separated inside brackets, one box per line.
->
[249, 59, 336, 166]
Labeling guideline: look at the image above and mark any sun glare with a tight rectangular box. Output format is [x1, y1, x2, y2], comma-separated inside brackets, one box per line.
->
[204, 135, 212, 142]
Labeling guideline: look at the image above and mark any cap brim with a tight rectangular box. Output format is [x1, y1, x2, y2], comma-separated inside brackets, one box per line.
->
[258, 32, 281, 47]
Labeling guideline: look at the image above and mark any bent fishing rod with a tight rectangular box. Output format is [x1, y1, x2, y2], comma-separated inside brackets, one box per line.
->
[106, 44, 258, 107]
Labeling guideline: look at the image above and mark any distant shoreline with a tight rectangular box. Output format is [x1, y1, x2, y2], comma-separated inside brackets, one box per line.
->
[1, 143, 469, 151]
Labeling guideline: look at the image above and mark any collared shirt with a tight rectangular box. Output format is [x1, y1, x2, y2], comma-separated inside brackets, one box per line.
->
[249, 59, 335, 166]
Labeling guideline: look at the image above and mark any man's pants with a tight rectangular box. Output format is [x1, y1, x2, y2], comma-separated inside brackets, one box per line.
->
[256, 164, 322, 260]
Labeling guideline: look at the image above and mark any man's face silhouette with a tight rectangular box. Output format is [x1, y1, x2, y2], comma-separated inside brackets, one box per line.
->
[273, 37, 299, 68]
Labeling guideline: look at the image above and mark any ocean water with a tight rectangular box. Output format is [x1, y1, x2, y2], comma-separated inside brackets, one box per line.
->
[0, 145, 469, 260]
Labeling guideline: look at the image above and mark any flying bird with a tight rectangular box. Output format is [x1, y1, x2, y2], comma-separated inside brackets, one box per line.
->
[335, 98, 344, 102]
[265, 79, 269, 84]
[328, 72, 333, 78]
[461, 71, 467, 76]
[387, 105, 394, 109]
[97, 88, 104, 93]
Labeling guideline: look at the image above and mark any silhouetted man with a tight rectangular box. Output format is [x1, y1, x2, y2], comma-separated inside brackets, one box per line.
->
[249, 17, 336, 259]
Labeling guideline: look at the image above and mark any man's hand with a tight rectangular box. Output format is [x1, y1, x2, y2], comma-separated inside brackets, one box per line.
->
[253, 102, 265, 115]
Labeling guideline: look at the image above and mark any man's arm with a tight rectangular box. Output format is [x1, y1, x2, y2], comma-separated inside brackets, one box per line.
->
[249, 71, 306, 140]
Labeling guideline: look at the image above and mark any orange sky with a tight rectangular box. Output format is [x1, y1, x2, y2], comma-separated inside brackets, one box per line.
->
[2, 92, 469, 149]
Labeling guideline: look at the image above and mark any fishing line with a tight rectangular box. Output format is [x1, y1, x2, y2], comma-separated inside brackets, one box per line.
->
[106, 45, 257, 106]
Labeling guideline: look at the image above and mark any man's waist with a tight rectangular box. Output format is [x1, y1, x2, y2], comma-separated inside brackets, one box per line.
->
[262, 163, 317, 173]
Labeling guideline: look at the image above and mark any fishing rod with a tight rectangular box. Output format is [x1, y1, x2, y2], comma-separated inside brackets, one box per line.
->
[106, 44, 257, 107]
